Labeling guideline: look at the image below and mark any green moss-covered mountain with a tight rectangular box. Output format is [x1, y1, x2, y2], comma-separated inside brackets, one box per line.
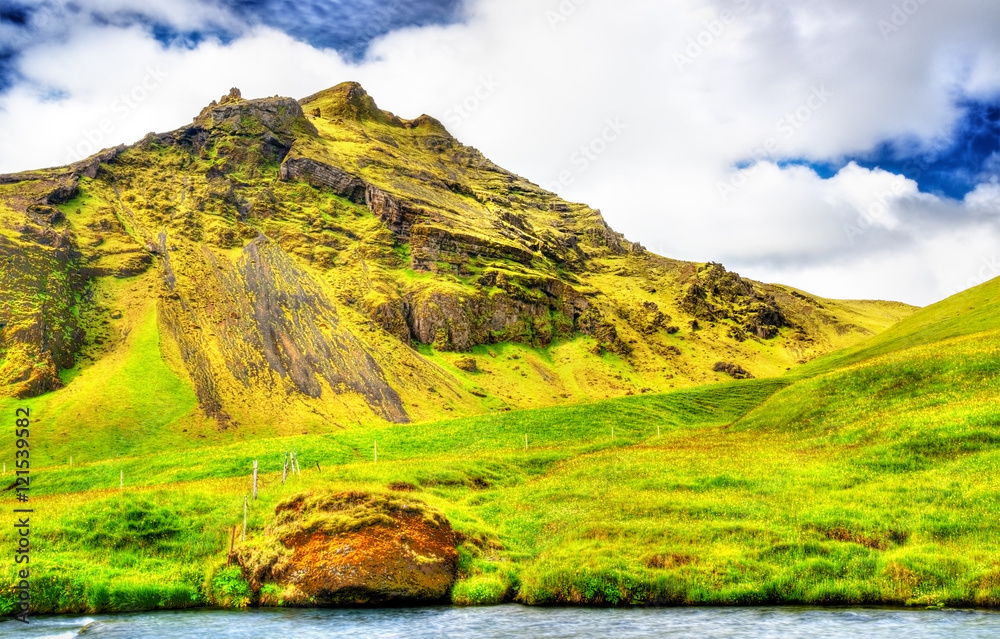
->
[0, 83, 913, 452]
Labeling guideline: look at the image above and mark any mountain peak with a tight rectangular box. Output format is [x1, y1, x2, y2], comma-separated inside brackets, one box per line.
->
[194, 88, 310, 132]
[299, 81, 447, 133]
[300, 82, 393, 123]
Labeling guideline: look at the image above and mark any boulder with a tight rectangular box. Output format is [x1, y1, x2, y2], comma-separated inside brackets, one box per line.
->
[237, 491, 458, 606]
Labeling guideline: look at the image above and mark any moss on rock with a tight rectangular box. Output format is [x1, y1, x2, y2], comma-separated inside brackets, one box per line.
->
[236, 490, 458, 605]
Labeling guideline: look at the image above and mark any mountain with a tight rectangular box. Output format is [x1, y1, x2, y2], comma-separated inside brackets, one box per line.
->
[0, 83, 914, 455]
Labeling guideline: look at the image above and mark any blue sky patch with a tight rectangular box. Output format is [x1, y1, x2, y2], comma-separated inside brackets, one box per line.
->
[221, 0, 465, 61]
[745, 98, 1000, 200]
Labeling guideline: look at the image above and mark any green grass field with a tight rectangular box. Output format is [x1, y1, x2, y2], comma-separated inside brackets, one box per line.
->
[2, 276, 1000, 614]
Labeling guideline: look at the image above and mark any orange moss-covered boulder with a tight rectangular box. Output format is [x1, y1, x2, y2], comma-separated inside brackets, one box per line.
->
[237, 490, 458, 606]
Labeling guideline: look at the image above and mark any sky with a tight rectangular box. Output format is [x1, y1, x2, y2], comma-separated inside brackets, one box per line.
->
[0, 0, 998, 306]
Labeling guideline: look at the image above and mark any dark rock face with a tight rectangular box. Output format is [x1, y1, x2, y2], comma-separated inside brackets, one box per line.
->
[0, 226, 83, 397]
[159, 236, 410, 424]
[404, 270, 586, 352]
[364, 184, 423, 240]
[238, 491, 458, 605]
[409, 223, 535, 269]
[358, 269, 637, 355]
[278, 157, 367, 204]
[279, 157, 536, 269]
[278, 156, 426, 241]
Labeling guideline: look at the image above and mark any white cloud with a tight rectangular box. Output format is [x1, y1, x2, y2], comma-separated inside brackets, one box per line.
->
[1, 0, 999, 306]
[965, 180, 1000, 212]
[0, 26, 352, 169]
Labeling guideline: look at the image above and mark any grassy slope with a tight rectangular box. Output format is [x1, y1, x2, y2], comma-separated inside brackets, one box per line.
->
[792, 276, 1000, 377]
[0, 274, 210, 466]
[2, 276, 999, 613]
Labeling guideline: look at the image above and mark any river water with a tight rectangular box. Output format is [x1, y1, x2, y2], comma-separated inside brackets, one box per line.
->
[4, 605, 1000, 638]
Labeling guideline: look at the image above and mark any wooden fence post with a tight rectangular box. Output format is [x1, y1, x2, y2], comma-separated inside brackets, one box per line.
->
[242, 496, 248, 542]
[282, 452, 288, 485]
[252, 460, 258, 500]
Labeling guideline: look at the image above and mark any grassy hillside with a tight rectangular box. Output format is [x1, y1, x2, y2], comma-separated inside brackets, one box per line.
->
[794, 274, 1000, 377]
[1, 276, 998, 612]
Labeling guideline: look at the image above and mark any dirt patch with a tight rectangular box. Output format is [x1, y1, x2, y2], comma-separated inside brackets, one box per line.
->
[645, 553, 696, 569]
[387, 481, 419, 492]
[806, 523, 908, 550]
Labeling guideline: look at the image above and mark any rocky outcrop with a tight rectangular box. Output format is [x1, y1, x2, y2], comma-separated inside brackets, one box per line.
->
[70, 145, 127, 181]
[409, 223, 535, 269]
[618, 300, 670, 335]
[402, 270, 586, 351]
[157, 91, 319, 176]
[577, 307, 633, 356]
[278, 157, 367, 204]
[192, 91, 317, 144]
[364, 184, 424, 240]
[713, 361, 754, 379]
[278, 157, 537, 269]
[237, 491, 458, 605]
[278, 155, 428, 243]
[300, 82, 406, 127]
[357, 268, 642, 356]
[584, 215, 644, 256]
[681, 262, 787, 340]
[0, 145, 122, 212]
